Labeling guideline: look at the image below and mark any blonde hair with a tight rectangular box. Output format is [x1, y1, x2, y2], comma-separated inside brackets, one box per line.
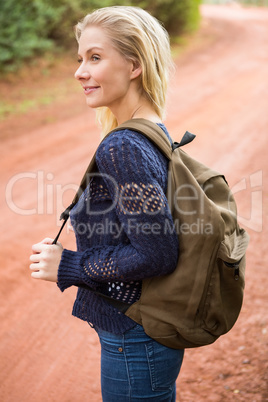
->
[75, 6, 174, 136]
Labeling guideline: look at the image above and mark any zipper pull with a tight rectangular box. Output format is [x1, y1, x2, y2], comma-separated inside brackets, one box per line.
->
[224, 260, 242, 281]
[234, 265, 240, 281]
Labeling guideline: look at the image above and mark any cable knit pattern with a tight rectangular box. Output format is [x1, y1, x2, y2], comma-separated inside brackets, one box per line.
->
[57, 124, 179, 334]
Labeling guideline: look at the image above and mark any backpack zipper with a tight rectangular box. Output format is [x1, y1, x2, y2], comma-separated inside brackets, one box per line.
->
[224, 261, 241, 280]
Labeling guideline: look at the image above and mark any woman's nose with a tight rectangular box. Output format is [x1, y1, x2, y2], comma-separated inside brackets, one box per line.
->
[74, 63, 90, 81]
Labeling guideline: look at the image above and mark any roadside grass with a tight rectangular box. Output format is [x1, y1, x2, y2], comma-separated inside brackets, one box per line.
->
[0, 80, 79, 120]
[0, 53, 80, 121]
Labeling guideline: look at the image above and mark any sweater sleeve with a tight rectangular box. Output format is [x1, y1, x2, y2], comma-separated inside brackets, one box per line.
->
[57, 130, 178, 292]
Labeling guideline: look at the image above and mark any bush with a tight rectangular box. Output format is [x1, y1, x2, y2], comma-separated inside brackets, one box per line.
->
[0, 0, 58, 72]
[0, 0, 201, 73]
[132, 0, 201, 35]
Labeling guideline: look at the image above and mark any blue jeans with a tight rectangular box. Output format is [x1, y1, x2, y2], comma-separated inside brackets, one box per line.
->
[95, 324, 184, 401]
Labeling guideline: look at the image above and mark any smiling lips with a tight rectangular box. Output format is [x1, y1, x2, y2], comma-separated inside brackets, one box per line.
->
[83, 86, 100, 95]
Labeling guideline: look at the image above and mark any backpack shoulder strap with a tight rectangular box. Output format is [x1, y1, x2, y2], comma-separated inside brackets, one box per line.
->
[112, 118, 172, 160]
[111, 118, 195, 161]
[52, 151, 98, 244]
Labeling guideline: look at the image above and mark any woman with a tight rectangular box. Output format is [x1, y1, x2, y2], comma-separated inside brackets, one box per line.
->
[30, 6, 184, 401]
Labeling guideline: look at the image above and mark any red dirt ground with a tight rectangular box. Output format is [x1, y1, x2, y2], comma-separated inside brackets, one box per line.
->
[0, 4, 267, 401]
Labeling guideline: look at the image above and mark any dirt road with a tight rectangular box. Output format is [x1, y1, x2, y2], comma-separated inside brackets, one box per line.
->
[0, 4, 267, 401]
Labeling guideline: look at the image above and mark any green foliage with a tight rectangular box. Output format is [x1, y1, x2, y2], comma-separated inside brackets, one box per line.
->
[132, 0, 201, 35]
[203, 0, 268, 4]
[0, 0, 201, 73]
[0, 0, 50, 71]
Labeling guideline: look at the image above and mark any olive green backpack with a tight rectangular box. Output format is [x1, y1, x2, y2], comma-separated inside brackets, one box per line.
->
[54, 118, 250, 349]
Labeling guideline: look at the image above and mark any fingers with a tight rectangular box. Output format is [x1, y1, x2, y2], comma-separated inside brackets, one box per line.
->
[29, 260, 48, 280]
[32, 239, 62, 254]
[31, 270, 41, 279]
[29, 255, 42, 273]
[32, 242, 45, 254]
[32, 238, 53, 252]
[30, 267, 47, 280]
[40, 237, 62, 248]
[29, 253, 40, 263]
[29, 239, 63, 283]
[29, 263, 41, 280]
[30, 242, 47, 278]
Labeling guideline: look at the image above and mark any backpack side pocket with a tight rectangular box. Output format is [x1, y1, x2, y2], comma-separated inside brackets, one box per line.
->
[202, 228, 249, 336]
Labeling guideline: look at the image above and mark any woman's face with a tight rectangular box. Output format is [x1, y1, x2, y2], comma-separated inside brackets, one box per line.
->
[75, 26, 140, 114]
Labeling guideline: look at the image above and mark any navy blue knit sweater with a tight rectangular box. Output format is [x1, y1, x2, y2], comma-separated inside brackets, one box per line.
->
[57, 124, 179, 334]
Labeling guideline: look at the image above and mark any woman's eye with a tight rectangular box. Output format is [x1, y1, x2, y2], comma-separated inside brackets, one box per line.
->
[77, 55, 100, 63]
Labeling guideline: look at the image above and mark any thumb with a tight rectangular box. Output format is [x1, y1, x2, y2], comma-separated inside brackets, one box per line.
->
[40, 238, 54, 245]
[41, 238, 62, 248]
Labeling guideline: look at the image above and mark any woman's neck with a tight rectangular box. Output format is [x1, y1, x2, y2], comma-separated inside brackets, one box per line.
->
[114, 103, 162, 125]
[109, 85, 162, 125]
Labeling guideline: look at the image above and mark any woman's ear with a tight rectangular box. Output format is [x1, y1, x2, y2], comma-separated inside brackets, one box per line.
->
[130, 60, 142, 80]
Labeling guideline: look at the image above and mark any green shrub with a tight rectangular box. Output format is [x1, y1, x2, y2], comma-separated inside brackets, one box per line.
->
[0, 0, 54, 72]
[132, 0, 201, 35]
